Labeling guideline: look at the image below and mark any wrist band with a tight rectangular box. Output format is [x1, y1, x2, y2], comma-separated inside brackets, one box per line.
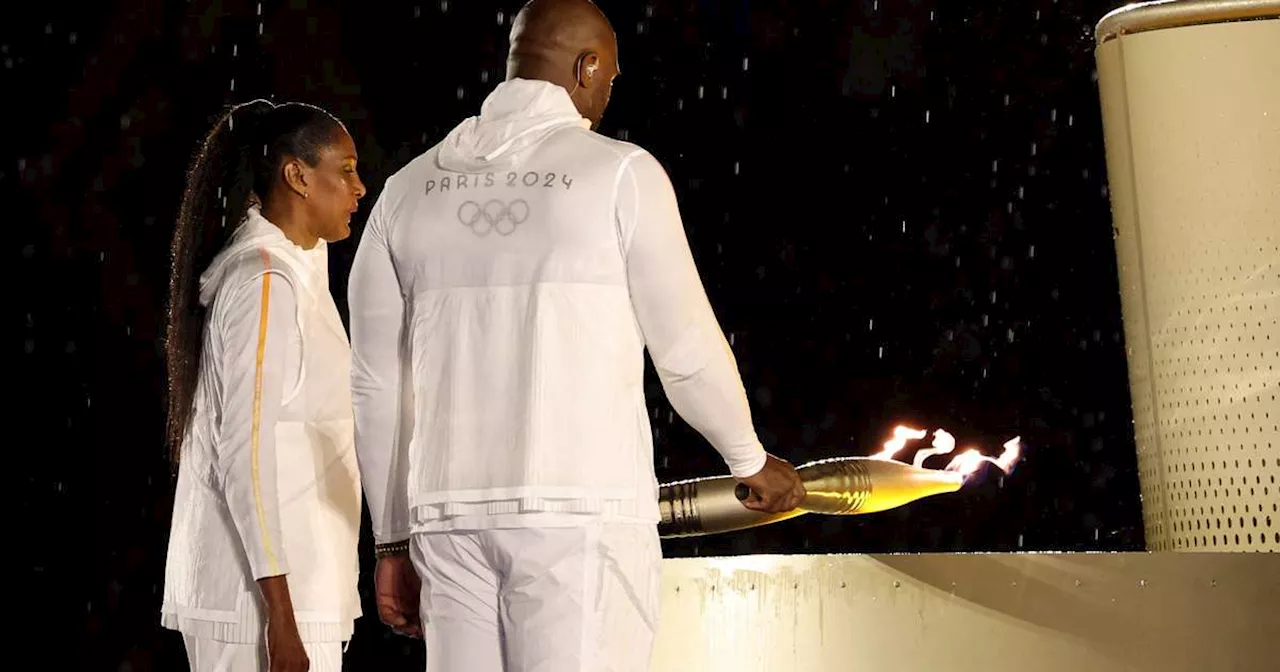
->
[375, 540, 410, 558]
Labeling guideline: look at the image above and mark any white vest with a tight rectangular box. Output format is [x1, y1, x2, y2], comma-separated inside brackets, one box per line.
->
[161, 214, 362, 642]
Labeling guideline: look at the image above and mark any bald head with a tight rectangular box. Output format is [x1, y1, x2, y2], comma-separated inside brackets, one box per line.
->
[507, 0, 619, 128]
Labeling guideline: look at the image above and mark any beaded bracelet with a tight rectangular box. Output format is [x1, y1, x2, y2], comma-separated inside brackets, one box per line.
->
[374, 539, 410, 558]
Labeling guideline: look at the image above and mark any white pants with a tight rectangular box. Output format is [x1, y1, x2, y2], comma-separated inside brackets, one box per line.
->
[411, 523, 662, 672]
[181, 635, 343, 671]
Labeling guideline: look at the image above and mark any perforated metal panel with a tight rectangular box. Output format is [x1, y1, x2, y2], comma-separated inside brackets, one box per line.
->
[1095, 4, 1280, 552]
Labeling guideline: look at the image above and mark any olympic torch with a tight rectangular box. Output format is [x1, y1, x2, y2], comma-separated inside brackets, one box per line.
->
[658, 427, 1020, 538]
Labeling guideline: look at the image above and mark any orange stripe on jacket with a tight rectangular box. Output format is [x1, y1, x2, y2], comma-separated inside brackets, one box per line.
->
[251, 248, 281, 574]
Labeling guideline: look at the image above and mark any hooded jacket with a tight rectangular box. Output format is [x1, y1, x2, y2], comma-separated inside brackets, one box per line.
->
[161, 208, 362, 642]
[350, 78, 767, 540]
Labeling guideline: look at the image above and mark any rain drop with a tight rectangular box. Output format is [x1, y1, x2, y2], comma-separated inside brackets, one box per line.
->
[742, 56, 749, 71]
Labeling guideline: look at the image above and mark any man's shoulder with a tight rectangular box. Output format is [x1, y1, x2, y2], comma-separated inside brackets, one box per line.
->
[385, 146, 444, 187]
[563, 127, 651, 163]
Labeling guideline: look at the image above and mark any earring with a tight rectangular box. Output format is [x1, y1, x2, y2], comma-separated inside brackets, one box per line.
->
[303, 192, 309, 199]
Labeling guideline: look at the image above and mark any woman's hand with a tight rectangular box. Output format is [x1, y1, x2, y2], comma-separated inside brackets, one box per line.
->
[266, 616, 310, 672]
[258, 575, 310, 671]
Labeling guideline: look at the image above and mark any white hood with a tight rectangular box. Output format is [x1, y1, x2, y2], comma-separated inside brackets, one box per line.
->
[436, 78, 590, 174]
[198, 207, 323, 307]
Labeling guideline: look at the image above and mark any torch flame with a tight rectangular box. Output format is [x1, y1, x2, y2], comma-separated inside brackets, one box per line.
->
[944, 436, 1022, 477]
[869, 425, 1022, 481]
[911, 429, 958, 468]
[870, 425, 928, 461]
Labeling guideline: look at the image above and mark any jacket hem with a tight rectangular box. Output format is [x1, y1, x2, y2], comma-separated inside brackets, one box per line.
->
[160, 607, 356, 643]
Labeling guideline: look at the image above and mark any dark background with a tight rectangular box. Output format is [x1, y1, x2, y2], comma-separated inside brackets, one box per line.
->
[11, 0, 1141, 669]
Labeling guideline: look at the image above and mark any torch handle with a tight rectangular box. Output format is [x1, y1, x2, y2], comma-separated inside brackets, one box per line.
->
[658, 457, 967, 538]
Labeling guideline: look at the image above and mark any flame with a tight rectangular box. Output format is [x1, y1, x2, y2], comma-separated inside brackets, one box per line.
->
[944, 436, 1022, 477]
[911, 429, 958, 468]
[870, 425, 928, 460]
[870, 425, 1022, 480]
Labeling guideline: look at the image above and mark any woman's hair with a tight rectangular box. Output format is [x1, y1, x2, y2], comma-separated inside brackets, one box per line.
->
[164, 99, 343, 463]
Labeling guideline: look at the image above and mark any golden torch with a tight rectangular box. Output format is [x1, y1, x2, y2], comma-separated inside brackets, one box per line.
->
[658, 427, 1020, 538]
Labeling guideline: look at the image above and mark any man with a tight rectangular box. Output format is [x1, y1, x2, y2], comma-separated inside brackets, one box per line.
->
[348, 1, 805, 669]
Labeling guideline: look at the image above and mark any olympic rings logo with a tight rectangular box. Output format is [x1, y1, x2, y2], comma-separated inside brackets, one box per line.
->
[457, 199, 530, 236]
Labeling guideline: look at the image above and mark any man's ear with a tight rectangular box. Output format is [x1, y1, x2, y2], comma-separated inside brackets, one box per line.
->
[577, 51, 600, 88]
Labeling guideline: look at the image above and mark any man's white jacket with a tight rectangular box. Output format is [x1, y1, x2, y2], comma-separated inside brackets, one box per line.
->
[161, 209, 362, 642]
[350, 78, 768, 543]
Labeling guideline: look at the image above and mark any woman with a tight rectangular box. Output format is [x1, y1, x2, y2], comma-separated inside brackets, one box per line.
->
[161, 99, 367, 671]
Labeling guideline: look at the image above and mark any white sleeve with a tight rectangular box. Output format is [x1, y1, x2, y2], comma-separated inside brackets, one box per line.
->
[618, 151, 768, 479]
[215, 268, 297, 579]
[349, 185, 413, 545]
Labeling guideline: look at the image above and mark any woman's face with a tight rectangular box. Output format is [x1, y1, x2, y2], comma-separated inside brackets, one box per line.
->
[305, 126, 366, 243]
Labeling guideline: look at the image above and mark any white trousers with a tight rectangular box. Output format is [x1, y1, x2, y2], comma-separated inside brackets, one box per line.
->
[411, 523, 662, 672]
[181, 635, 343, 671]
